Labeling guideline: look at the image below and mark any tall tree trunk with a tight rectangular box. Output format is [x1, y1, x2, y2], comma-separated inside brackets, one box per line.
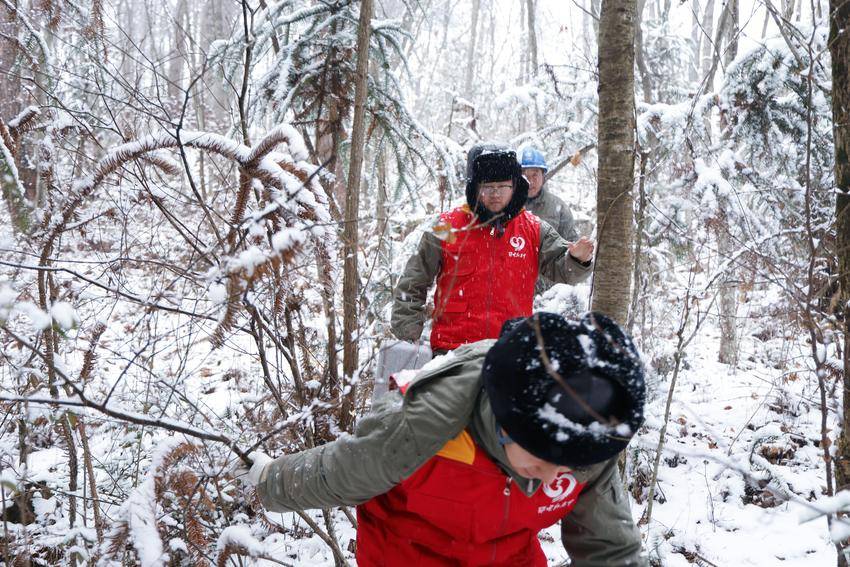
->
[635, 0, 652, 102]
[168, 0, 188, 102]
[715, 207, 738, 365]
[0, 3, 21, 119]
[691, 0, 702, 82]
[464, 0, 481, 98]
[340, 0, 373, 431]
[627, 151, 649, 334]
[526, 0, 538, 77]
[723, 0, 739, 68]
[704, 0, 732, 89]
[782, 0, 796, 19]
[715, 0, 739, 365]
[591, 0, 602, 43]
[700, 0, 716, 77]
[830, 1, 850, 565]
[591, 0, 637, 324]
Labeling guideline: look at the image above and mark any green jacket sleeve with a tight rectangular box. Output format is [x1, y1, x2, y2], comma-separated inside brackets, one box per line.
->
[538, 221, 593, 284]
[558, 205, 579, 242]
[256, 349, 485, 512]
[391, 229, 443, 342]
[561, 458, 648, 567]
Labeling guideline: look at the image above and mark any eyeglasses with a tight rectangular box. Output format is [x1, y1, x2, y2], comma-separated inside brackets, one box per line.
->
[479, 184, 514, 197]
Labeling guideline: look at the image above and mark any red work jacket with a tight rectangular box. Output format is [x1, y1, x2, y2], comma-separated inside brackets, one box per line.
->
[431, 206, 541, 351]
[355, 430, 585, 566]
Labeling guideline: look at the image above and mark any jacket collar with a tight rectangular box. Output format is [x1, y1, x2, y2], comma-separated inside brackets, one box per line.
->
[526, 187, 547, 205]
[469, 391, 541, 496]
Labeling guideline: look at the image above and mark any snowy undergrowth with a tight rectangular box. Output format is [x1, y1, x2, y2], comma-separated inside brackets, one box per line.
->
[629, 324, 835, 566]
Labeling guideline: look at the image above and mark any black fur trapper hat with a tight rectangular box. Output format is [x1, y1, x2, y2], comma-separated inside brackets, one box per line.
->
[482, 312, 646, 468]
[464, 143, 529, 229]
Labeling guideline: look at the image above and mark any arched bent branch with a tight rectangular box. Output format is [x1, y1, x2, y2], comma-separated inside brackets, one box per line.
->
[40, 128, 331, 266]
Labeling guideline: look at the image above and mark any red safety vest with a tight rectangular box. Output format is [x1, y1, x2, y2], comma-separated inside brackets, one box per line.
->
[355, 430, 585, 566]
[430, 206, 541, 351]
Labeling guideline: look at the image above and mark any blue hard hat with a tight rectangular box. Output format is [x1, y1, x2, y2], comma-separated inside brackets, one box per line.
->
[520, 146, 548, 173]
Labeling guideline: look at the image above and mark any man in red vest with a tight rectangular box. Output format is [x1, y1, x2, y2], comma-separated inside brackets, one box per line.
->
[391, 144, 595, 353]
[245, 312, 647, 566]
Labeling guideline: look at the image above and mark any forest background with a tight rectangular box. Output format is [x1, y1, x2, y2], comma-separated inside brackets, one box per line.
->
[1, 0, 849, 565]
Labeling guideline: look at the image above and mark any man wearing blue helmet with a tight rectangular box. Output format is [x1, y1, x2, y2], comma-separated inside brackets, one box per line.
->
[520, 146, 591, 260]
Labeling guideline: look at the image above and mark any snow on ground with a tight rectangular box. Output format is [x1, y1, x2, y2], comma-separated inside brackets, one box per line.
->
[625, 322, 836, 566]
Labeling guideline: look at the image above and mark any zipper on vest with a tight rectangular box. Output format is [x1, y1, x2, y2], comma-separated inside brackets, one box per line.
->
[486, 233, 496, 336]
[491, 477, 512, 563]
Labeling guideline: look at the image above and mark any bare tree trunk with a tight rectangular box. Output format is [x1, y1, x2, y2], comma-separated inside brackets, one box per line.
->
[0, 3, 21, 119]
[691, 0, 702, 82]
[715, 209, 738, 365]
[168, 0, 188, 102]
[830, 1, 850, 565]
[526, 0, 538, 77]
[591, 0, 602, 43]
[591, 0, 637, 324]
[635, 0, 652, 102]
[700, 0, 716, 77]
[582, 0, 593, 49]
[704, 0, 732, 89]
[340, 0, 373, 431]
[519, 0, 527, 84]
[464, 0, 481, 97]
[716, 69, 739, 365]
[723, 0, 739, 68]
[488, 1, 496, 86]
[782, 0, 796, 19]
[627, 151, 648, 334]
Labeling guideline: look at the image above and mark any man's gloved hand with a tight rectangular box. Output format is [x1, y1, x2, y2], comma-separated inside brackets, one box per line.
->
[235, 451, 273, 488]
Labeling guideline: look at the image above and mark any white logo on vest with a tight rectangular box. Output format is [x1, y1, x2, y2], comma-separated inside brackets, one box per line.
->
[509, 236, 526, 251]
[542, 472, 578, 503]
[538, 472, 580, 514]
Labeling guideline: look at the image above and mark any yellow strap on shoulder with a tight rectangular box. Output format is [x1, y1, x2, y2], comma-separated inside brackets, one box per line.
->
[436, 430, 475, 465]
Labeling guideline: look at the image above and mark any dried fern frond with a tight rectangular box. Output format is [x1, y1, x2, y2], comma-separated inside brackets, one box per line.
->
[103, 521, 132, 562]
[83, 0, 105, 40]
[153, 442, 199, 501]
[211, 272, 243, 349]
[141, 151, 182, 176]
[245, 124, 309, 168]
[227, 171, 254, 249]
[276, 159, 311, 184]
[7, 107, 41, 141]
[0, 118, 14, 154]
[80, 323, 106, 384]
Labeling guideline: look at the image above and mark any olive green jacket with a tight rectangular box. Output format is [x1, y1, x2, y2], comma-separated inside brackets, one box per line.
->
[257, 342, 647, 567]
[526, 188, 579, 243]
[390, 212, 592, 343]
[527, 189, 582, 294]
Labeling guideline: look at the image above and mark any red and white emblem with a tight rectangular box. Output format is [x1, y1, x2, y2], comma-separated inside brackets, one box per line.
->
[542, 472, 578, 503]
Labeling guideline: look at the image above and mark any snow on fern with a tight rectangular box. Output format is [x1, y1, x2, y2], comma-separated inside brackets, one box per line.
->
[216, 525, 266, 559]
